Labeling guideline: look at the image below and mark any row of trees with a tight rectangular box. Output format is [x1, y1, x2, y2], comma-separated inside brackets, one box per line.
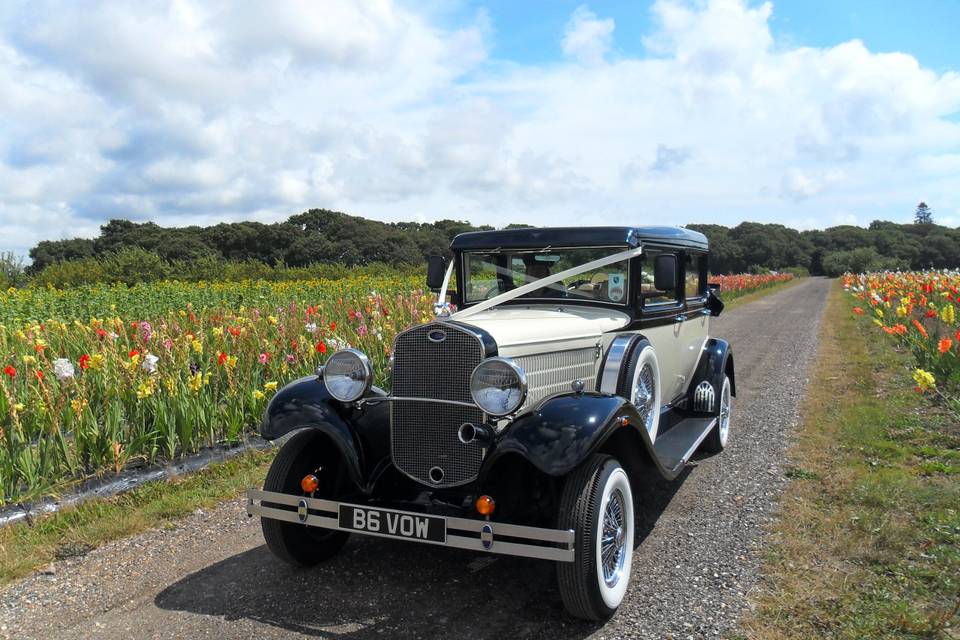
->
[20, 207, 960, 285]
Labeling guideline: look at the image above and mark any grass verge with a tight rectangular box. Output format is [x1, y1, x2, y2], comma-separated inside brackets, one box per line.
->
[0, 447, 274, 586]
[738, 281, 960, 639]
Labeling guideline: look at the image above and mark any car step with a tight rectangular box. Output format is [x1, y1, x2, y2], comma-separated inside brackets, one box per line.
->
[652, 416, 717, 474]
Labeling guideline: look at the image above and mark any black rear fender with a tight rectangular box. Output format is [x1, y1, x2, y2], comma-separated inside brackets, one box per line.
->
[688, 338, 735, 413]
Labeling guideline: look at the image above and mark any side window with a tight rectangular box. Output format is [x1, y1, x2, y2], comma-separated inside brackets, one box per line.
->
[684, 253, 706, 301]
[639, 248, 680, 306]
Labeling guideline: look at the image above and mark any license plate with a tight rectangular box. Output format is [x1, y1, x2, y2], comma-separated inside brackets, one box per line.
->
[338, 505, 446, 543]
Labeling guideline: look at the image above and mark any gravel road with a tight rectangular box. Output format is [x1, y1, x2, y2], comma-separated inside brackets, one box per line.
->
[0, 278, 831, 640]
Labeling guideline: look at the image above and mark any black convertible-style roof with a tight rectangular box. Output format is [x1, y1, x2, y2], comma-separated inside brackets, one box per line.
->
[449, 226, 708, 251]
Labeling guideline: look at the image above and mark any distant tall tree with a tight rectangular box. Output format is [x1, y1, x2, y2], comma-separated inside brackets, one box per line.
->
[914, 201, 934, 224]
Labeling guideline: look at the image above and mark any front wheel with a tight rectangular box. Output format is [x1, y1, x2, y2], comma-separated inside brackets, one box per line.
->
[556, 455, 635, 621]
[261, 430, 350, 566]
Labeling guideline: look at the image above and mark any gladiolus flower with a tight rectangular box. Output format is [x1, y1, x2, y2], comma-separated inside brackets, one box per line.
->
[316, 342, 327, 354]
[142, 354, 159, 374]
[35, 370, 44, 380]
[128, 349, 139, 359]
[53, 358, 75, 381]
[942, 304, 956, 325]
[329, 321, 337, 332]
[253, 390, 265, 400]
[912, 368, 936, 391]
[21, 355, 36, 366]
[911, 319, 928, 339]
[3, 365, 15, 378]
[264, 381, 278, 392]
[79, 354, 91, 370]
[285, 354, 296, 364]
[217, 352, 228, 366]
[938, 338, 953, 354]
[13, 403, 24, 412]
[925, 309, 937, 318]
[258, 352, 269, 364]
[96, 328, 107, 339]
[305, 323, 318, 334]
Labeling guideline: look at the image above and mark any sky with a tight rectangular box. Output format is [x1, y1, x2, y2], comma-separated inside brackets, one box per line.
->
[1, 0, 959, 258]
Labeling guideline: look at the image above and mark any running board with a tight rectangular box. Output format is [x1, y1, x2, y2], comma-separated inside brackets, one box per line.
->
[652, 416, 717, 476]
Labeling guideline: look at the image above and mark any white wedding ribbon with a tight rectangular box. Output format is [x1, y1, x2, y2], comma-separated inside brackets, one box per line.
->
[451, 245, 643, 320]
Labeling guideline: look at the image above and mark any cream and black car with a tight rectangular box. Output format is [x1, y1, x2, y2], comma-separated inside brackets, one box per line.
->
[247, 226, 734, 620]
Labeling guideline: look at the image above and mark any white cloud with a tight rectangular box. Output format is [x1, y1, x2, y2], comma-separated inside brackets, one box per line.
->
[562, 5, 616, 65]
[0, 0, 959, 258]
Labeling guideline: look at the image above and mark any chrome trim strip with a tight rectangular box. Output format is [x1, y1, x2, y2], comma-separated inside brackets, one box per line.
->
[675, 417, 718, 469]
[598, 334, 635, 394]
[247, 489, 574, 562]
[360, 396, 479, 409]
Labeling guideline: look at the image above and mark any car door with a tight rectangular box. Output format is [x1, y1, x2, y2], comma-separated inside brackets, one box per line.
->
[634, 246, 686, 403]
[677, 251, 709, 391]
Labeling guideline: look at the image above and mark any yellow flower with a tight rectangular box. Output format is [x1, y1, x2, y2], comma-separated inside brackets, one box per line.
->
[163, 377, 176, 394]
[912, 368, 936, 391]
[13, 403, 25, 413]
[872, 318, 882, 327]
[874, 308, 884, 318]
[253, 390, 265, 400]
[129, 353, 140, 365]
[189, 372, 203, 392]
[212, 327, 224, 338]
[88, 354, 105, 370]
[179, 310, 187, 318]
[268, 315, 279, 325]
[21, 355, 36, 365]
[191, 339, 203, 353]
[70, 397, 88, 414]
[895, 305, 908, 317]
[226, 355, 238, 369]
[264, 381, 278, 392]
[941, 304, 955, 325]
[136, 379, 156, 399]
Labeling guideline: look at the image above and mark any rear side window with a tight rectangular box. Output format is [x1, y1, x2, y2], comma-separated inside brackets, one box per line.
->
[685, 253, 706, 300]
[639, 248, 679, 306]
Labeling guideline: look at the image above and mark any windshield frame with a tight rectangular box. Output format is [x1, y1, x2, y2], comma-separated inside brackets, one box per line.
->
[458, 245, 632, 308]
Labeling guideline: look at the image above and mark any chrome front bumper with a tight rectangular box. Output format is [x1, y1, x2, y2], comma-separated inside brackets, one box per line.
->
[246, 489, 575, 562]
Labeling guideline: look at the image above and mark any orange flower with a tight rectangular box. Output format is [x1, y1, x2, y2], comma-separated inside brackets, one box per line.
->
[853, 307, 865, 316]
[939, 338, 953, 354]
[911, 318, 928, 339]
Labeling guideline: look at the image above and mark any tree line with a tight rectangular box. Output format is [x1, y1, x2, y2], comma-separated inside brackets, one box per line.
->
[16, 206, 960, 287]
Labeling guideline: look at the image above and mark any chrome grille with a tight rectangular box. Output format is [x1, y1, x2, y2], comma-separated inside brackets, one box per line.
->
[513, 347, 598, 412]
[390, 323, 486, 487]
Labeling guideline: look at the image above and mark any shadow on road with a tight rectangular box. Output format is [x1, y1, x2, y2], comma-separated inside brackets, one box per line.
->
[155, 468, 688, 639]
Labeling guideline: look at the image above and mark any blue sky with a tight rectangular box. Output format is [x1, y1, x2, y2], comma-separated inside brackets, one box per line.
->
[450, 1, 960, 72]
[1, 0, 959, 257]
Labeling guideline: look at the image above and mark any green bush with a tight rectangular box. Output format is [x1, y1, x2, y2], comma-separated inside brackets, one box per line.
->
[784, 266, 810, 278]
[821, 248, 909, 277]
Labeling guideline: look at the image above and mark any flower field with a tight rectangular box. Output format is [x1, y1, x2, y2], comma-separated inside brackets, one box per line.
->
[0, 270, 793, 504]
[843, 271, 960, 417]
[709, 272, 794, 298]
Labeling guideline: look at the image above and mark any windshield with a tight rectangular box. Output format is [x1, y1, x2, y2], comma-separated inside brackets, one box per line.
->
[463, 247, 630, 305]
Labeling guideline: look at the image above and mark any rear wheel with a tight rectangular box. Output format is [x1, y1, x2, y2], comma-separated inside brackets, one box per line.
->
[701, 375, 732, 453]
[261, 430, 350, 566]
[557, 455, 635, 621]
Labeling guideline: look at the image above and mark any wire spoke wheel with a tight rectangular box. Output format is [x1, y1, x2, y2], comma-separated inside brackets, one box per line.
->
[633, 362, 656, 433]
[600, 488, 627, 587]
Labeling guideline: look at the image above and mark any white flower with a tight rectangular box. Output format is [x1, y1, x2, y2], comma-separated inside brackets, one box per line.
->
[305, 323, 318, 334]
[53, 358, 75, 381]
[142, 354, 159, 375]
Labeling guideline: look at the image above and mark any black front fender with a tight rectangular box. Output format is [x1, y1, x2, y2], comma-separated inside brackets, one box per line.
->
[690, 338, 736, 401]
[261, 376, 391, 491]
[482, 393, 641, 478]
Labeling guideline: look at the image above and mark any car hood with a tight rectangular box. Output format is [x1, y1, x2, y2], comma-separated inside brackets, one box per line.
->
[457, 304, 631, 357]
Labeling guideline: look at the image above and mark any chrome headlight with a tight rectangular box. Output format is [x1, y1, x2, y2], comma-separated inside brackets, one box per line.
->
[322, 349, 372, 402]
[470, 357, 527, 417]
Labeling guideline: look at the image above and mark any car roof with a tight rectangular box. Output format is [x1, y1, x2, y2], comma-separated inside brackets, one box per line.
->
[449, 226, 708, 251]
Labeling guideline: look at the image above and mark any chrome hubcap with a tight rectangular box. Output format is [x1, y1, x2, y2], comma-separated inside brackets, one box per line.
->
[633, 363, 656, 434]
[601, 488, 627, 587]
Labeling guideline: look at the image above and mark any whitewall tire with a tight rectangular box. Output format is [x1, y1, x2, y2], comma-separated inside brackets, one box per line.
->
[557, 455, 635, 620]
[618, 341, 661, 441]
[702, 375, 732, 453]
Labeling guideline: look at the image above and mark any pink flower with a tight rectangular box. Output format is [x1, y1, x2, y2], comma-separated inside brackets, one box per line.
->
[286, 354, 296, 364]
[258, 352, 269, 364]
[163, 338, 173, 350]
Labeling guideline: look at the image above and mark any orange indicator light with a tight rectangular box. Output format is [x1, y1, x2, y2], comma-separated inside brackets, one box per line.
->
[301, 474, 319, 494]
[475, 495, 496, 516]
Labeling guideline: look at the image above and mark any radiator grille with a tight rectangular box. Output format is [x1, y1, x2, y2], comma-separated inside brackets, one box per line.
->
[513, 347, 598, 411]
[390, 323, 485, 487]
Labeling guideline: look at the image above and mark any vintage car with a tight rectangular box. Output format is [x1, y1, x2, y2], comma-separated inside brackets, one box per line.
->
[247, 226, 734, 620]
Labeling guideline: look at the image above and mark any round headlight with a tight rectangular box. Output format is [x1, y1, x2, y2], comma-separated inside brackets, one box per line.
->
[470, 357, 527, 417]
[322, 349, 372, 402]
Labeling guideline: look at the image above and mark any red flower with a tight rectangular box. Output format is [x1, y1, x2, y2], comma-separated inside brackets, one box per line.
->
[290, 340, 298, 350]
[3, 365, 15, 378]
[329, 321, 337, 333]
[79, 354, 91, 370]
[35, 370, 44, 380]
[96, 328, 107, 339]
[925, 309, 937, 318]
[939, 338, 953, 354]
[911, 318, 928, 339]
[217, 352, 228, 366]
[316, 342, 327, 354]
[34, 343, 45, 353]
[228, 326, 241, 337]
[852, 307, 865, 316]
[128, 349, 140, 358]
[956, 329, 960, 342]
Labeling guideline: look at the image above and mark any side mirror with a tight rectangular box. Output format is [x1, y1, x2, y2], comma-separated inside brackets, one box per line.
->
[653, 254, 677, 292]
[708, 282, 721, 294]
[426, 255, 448, 291]
[706, 288, 725, 317]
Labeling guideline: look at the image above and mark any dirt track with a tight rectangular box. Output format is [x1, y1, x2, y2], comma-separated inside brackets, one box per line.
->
[0, 278, 831, 639]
